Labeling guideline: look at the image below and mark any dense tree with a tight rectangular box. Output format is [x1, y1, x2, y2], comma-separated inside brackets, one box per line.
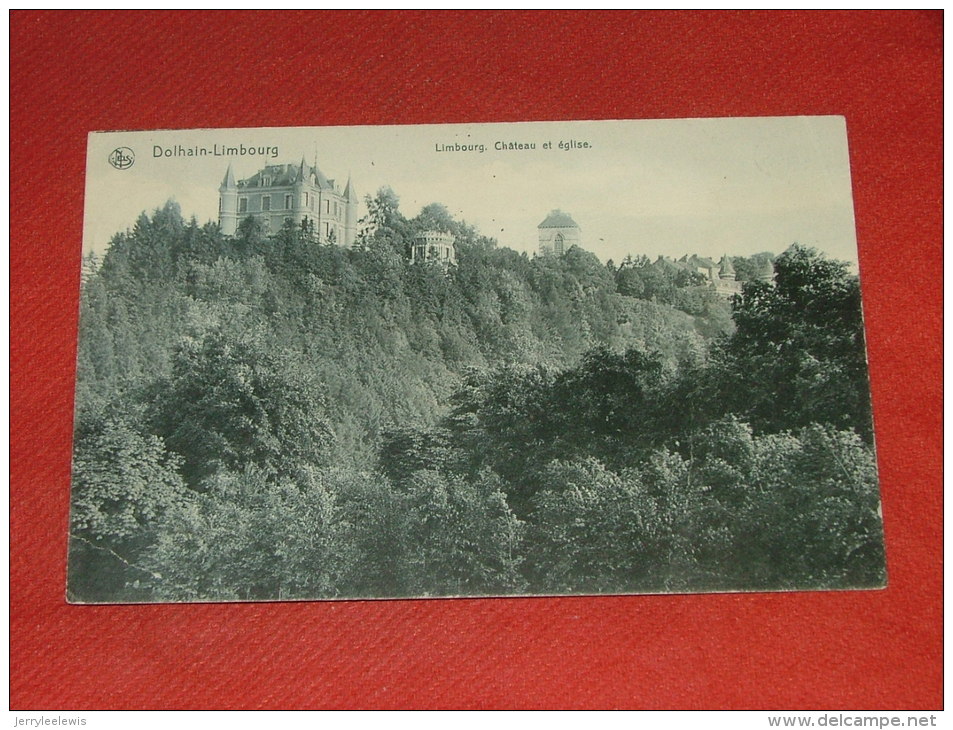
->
[442, 364, 561, 513]
[69, 406, 188, 601]
[144, 466, 358, 601]
[70, 197, 884, 602]
[717, 244, 873, 440]
[528, 459, 664, 593]
[552, 346, 668, 461]
[148, 327, 333, 487]
[379, 426, 457, 488]
[401, 469, 525, 596]
[731, 252, 776, 282]
[741, 424, 885, 588]
[357, 186, 412, 256]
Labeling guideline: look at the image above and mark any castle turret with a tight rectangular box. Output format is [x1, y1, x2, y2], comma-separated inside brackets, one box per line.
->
[718, 254, 736, 281]
[219, 162, 239, 235]
[411, 230, 456, 266]
[343, 175, 358, 247]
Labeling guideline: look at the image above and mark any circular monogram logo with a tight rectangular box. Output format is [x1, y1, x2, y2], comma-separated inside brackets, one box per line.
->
[108, 147, 135, 170]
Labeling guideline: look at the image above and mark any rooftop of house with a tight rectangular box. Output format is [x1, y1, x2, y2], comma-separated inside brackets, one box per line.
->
[229, 158, 348, 193]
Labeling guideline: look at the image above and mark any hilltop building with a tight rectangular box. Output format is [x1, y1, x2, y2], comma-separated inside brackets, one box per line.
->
[674, 254, 743, 297]
[665, 253, 773, 297]
[538, 210, 581, 255]
[411, 230, 456, 266]
[219, 159, 358, 246]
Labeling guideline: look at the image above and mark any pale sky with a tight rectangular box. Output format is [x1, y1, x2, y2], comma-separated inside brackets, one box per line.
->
[84, 116, 860, 265]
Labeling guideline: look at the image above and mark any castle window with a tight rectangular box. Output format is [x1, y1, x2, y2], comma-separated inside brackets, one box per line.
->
[219, 197, 222, 212]
[239, 197, 248, 213]
[304, 192, 309, 207]
[262, 195, 271, 212]
[262, 176, 271, 187]
[325, 199, 331, 214]
[285, 194, 293, 210]
[554, 233, 565, 255]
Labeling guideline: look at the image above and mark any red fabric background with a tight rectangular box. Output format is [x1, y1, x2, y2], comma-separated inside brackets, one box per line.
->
[10, 11, 942, 710]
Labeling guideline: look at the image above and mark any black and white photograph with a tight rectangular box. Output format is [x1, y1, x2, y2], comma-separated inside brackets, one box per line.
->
[68, 117, 886, 603]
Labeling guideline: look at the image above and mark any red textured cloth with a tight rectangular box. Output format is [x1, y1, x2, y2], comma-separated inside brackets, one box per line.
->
[10, 10, 942, 709]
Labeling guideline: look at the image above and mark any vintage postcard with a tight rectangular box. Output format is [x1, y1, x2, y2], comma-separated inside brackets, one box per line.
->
[69, 117, 885, 603]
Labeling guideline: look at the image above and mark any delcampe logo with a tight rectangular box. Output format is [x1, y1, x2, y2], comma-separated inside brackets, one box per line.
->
[108, 147, 135, 170]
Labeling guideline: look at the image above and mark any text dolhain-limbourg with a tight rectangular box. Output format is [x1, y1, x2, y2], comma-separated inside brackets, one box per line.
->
[153, 144, 280, 159]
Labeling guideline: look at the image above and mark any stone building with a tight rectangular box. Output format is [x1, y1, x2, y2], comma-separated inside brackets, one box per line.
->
[219, 158, 358, 246]
[538, 210, 581, 255]
[410, 230, 456, 266]
[669, 253, 774, 298]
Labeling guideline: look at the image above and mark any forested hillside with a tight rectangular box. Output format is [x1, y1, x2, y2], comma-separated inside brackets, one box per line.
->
[68, 194, 885, 602]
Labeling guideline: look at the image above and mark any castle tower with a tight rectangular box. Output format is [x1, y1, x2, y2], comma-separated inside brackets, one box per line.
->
[411, 230, 456, 266]
[538, 210, 581, 255]
[713, 253, 742, 298]
[718, 254, 736, 281]
[343, 175, 358, 248]
[218, 162, 239, 236]
[295, 157, 308, 194]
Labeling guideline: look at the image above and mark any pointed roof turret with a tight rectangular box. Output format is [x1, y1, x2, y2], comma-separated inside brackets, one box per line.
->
[220, 162, 236, 190]
[294, 157, 309, 186]
[718, 254, 736, 280]
[343, 174, 355, 201]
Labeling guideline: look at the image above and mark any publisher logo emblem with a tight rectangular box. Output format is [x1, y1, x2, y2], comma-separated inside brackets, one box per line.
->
[108, 147, 135, 170]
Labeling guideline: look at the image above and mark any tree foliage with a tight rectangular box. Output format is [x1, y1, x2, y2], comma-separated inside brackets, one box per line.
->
[148, 327, 334, 488]
[69, 200, 884, 602]
[69, 406, 187, 601]
[718, 244, 874, 440]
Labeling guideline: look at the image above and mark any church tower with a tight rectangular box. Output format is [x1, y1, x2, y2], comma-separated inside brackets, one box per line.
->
[538, 210, 581, 255]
